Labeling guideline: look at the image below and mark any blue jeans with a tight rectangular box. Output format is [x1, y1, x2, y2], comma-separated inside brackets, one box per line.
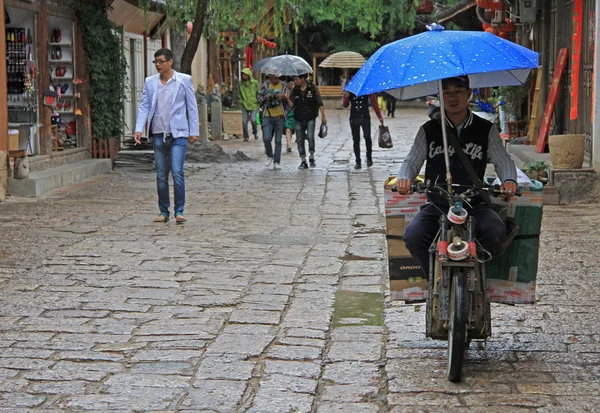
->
[242, 107, 258, 140]
[153, 134, 187, 217]
[295, 118, 316, 159]
[403, 203, 506, 277]
[262, 116, 284, 163]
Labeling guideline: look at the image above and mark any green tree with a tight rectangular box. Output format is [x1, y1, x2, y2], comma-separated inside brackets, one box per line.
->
[70, 0, 128, 140]
[141, 0, 421, 74]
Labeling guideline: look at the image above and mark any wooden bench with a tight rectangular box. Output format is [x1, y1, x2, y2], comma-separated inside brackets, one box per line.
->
[318, 85, 342, 97]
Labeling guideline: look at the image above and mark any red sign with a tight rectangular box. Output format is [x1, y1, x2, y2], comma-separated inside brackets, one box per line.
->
[536, 48, 569, 153]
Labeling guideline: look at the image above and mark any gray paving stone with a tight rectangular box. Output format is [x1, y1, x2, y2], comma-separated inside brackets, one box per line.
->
[131, 349, 203, 362]
[320, 383, 379, 403]
[267, 344, 322, 361]
[104, 373, 191, 388]
[0, 393, 46, 408]
[316, 403, 381, 412]
[247, 391, 313, 413]
[183, 380, 247, 410]
[194, 356, 255, 381]
[322, 361, 381, 385]
[264, 360, 322, 379]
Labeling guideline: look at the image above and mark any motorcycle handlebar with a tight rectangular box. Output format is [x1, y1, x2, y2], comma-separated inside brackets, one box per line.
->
[400, 181, 522, 199]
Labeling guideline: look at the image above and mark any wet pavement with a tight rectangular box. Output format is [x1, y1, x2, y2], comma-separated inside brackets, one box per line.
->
[0, 107, 599, 412]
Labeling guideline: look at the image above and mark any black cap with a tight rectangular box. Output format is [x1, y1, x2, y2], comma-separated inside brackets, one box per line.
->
[442, 75, 470, 89]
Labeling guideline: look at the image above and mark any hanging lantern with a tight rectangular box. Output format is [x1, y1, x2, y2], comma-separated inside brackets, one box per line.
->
[272, 42, 277, 49]
[477, 0, 494, 20]
[186, 21, 193, 35]
[476, 0, 493, 8]
[501, 21, 515, 32]
[256, 36, 263, 43]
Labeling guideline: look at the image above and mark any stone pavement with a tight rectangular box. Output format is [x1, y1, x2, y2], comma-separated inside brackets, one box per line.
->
[0, 107, 599, 412]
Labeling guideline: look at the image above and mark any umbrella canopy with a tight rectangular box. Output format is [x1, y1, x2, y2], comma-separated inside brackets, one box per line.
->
[319, 51, 367, 69]
[253, 54, 313, 77]
[345, 25, 539, 100]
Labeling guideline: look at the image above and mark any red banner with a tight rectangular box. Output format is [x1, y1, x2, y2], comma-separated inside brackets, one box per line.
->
[536, 48, 569, 153]
[570, 0, 583, 120]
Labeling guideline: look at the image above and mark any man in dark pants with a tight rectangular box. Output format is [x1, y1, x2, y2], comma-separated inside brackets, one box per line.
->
[384, 92, 397, 117]
[343, 90, 384, 169]
[395, 76, 518, 276]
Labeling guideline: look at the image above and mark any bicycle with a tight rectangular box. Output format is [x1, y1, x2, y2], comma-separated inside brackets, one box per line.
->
[402, 181, 520, 382]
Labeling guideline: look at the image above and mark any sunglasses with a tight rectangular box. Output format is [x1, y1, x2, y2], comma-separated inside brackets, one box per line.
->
[153, 59, 169, 65]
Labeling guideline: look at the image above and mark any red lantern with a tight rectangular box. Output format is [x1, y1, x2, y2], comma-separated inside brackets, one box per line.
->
[256, 36, 263, 43]
[272, 43, 277, 49]
[501, 21, 515, 32]
[476, 0, 493, 8]
[186, 21, 193, 35]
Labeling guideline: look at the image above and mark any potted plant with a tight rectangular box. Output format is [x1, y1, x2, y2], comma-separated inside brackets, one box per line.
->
[523, 160, 550, 185]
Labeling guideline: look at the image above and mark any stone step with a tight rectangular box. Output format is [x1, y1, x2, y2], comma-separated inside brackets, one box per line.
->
[8, 158, 112, 197]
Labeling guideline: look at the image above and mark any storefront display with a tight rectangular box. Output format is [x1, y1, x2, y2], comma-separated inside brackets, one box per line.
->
[5, 6, 38, 155]
[48, 15, 78, 150]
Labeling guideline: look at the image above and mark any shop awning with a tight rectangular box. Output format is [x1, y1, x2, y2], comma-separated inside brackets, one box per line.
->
[107, 0, 165, 36]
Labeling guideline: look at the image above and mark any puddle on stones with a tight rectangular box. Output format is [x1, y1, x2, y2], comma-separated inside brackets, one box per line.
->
[332, 290, 384, 328]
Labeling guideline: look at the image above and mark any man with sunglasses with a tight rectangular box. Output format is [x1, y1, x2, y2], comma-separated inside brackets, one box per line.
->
[134, 48, 199, 224]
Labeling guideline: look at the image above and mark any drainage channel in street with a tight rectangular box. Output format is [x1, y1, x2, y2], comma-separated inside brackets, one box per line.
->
[332, 290, 384, 328]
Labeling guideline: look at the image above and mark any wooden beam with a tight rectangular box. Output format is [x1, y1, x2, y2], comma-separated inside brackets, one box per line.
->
[38, 0, 52, 155]
[74, 18, 91, 149]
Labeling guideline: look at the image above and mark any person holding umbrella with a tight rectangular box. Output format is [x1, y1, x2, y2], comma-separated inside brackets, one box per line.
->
[257, 72, 291, 170]
[395, 76, 518, 277]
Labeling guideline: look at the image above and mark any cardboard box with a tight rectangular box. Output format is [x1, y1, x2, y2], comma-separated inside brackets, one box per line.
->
[385, 216, 408, 237]
[8, 130, 19, 151]
[486, 182, 543, 304]
[387, 238, 411, 257]
[384, 176, 428, 301]
[389, 257, 427, 301]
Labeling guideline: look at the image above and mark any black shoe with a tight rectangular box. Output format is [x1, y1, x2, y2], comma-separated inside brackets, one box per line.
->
[243, 138, 249, 142]
[367, 160, 373, 167]
[299, 160, 308, 169]
[309, 158, 316, 167]
[354, 163, 362, 169]
[254, 134, 259, 140]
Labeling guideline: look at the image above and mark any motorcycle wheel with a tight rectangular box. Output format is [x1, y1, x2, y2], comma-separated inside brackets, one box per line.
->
[447, 270, 467, 382]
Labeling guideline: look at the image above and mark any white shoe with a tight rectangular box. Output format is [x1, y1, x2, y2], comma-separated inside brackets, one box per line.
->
[273, 162, 281, 170]
[264, 157, 273, 168]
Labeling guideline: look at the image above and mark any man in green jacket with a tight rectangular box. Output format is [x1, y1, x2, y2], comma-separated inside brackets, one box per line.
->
[239, 68, 260, 141]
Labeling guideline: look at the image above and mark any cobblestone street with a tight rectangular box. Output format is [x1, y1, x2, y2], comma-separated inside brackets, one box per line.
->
[1, 107, 599, 412]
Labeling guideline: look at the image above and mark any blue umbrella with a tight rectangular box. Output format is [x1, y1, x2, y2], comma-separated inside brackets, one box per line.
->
[345, 24, 539, 100]
[345, 24, 539, 190]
